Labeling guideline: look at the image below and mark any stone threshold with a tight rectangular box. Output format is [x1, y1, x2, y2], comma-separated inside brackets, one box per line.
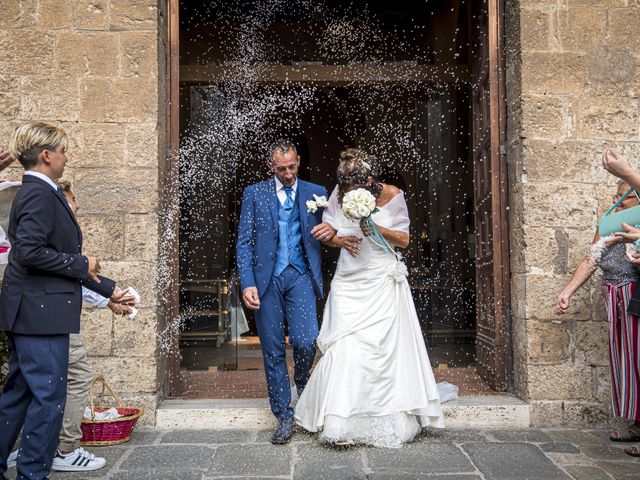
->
[156, 395, 530, 430]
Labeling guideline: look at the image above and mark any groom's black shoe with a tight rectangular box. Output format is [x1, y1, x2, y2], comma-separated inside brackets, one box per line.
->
[271, 417, 295, 444]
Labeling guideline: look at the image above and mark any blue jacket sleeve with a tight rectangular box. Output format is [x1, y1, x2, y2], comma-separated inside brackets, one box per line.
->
[236, 187, 256, 292]
[12, 189, 89, 277]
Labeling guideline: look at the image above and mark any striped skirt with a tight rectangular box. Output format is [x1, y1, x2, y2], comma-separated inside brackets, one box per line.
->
[602, 281, 640, 422]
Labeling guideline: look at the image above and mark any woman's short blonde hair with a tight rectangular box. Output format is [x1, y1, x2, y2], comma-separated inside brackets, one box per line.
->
[9, 122, 68, 170]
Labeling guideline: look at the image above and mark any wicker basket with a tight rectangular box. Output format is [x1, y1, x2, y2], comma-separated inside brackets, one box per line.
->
[80, 375, 143, 446]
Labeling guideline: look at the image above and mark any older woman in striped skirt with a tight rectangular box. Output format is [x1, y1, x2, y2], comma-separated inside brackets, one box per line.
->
[555, 178, 640, 458]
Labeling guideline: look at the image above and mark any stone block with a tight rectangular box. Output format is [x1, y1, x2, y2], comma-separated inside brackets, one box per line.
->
[587, 46, 638, 98]
[0, 0, 37, 28]
[578, 97, 640, 140]
[120, 445, 213, 471]
[522, 139, 608, 184]
[530, 400, 564, 427]
[462, 442, 572, 479]
[518, 227, 563, 274]
[90, 355, 158, 393]
[112, 310, 158, 357]
[18, 76, 80, 122]
[528, 365, 594, 400]
[160, 429, 253, 444]
[38, 0, 72, 30]
[521, 95, 576, 139]
[512, 316, 530, 397]
[77, 214, 125, 260]
[562, 401, 611, 426]
[527, 319, 571, 364]
[521, 52, 588, 95]
[74, 168, 158, 215]
[608, 8, 640, 53]
[121, 32, 158, 77]
[0, 75, 20, 122]
[80, 78, 157, 123]
[125, 123, 159, 168]
[110, 0, 158, 31]
[567, 228, 598, 278]
[80, 308, 113, 356]
[593, 365, 611, 402]
[73, 0, 109, 30]
[574, 321, 609, 366]
[367, 443, 475, 475]
[54, 32, 119, 77]
[0, 30, 54, 76]
[125, 213, 159, 261]
[62, 122, 126, 168]
[207, 444, 291, 477]
[559, 7, 606, 53]
[520, 6, 559, 52]
[99, 260, 157, 309]
[114, 392, 157, 427]
[521, 182, 594, 228]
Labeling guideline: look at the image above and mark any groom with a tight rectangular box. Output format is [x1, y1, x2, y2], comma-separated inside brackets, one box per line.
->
[237, 139, 328, 444]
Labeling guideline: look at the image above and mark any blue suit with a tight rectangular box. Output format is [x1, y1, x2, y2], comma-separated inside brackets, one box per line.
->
[0, 175, 115, 480]
[237, 178, 327, 420]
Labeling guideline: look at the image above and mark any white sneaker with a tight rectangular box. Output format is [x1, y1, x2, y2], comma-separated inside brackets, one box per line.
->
[51, 447, 106, 472]
[6, 450, 17, 469]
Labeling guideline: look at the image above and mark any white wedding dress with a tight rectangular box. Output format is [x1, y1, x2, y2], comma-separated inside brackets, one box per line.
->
[294, 187, 445, 448]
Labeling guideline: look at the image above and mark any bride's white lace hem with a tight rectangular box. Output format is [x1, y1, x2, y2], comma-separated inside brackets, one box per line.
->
[315, 413, 425, 448]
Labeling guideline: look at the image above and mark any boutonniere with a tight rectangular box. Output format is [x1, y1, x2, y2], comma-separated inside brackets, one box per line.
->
[306, 194, 329, 213]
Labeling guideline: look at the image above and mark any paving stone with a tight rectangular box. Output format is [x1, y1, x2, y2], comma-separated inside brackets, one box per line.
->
[595, 460, 640, 478]
[119, 445, 215, 471]
[110, 472, 204, 480]
[368, 475, 481, 480]
[463, 442, 572, 480]
[125, 429, 163, 445]
[487, 429, 552, 443]
[545, 453, 594, 467]
[256, 428, 317, 444]
[420, 429, 489, 443]
[541, 443, 581, 454]
[207, 444, 292, 477]
[564, 465, 614, 480]
[161, 429, 253, 444]
[294, 443, 366, 480]
[544, 430, 602, 445]
[367, 443, 474, 475]
[579, 444, 638, 462]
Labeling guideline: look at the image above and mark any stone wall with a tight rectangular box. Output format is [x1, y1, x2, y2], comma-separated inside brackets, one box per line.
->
[507, 0, 640, 426]
[0, 0, 163, 425]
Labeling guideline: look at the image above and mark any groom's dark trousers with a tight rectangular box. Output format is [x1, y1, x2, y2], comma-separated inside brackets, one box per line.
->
[0, 175, 115, 480]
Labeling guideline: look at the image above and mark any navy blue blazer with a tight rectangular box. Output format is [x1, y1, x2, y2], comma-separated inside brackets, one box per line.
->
[237, 178, 327, 298]
[0, 175, 115, 335]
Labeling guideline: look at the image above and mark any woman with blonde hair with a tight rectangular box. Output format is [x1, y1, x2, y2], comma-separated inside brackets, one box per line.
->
[295, 149, 444, 447]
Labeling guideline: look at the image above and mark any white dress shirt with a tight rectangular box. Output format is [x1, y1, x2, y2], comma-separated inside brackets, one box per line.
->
[82, 287, 109, 308]
[274, 177, 298, 206]
[24, 170, 58, 191]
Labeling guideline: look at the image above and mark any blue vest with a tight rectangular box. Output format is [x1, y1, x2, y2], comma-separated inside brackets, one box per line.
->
[273, 192, 308, 277]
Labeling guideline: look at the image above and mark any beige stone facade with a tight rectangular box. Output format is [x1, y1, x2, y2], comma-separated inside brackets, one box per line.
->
[507, 0, 640, 426]
[0, 0, 639, 427]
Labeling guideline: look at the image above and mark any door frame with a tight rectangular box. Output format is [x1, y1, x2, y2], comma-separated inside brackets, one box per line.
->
[163, 0, 512, 396]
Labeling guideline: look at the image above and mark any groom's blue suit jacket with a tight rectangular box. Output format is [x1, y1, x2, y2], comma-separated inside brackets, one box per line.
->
[237, 178, 327, 298]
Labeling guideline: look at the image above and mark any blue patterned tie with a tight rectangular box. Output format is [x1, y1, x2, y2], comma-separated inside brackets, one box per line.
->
[283, 186, 294, 216]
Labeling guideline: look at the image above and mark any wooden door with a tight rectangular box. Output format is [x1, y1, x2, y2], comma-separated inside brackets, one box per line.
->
[471, 0, 510, 390]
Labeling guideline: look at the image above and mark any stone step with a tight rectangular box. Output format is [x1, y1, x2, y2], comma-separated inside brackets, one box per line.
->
[156, 395, 530, 430]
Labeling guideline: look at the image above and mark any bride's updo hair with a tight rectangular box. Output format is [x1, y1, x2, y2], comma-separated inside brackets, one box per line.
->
[337, 148, 382, 203]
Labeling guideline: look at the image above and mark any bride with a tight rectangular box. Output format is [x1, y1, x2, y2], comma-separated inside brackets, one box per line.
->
[295, 149, 445, 448]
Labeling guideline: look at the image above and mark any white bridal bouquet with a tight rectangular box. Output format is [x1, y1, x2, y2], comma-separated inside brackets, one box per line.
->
[341, 188, 378, 220]
[306, 194, 329, 213]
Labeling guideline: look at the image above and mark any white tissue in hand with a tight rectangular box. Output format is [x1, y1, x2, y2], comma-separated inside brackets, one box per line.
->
[125, 287, 141, 304]
[128, 306, 138, 320]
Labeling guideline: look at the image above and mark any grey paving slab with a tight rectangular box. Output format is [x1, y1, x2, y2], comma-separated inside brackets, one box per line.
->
[579, 444, 639, 462]
[256, 428, 317, 444]
[160, 429, 253, 444]
[463, 442, 572, 480]
[420, 429, 489, 443]
[207, 444, 292, 477]
[487, 429, 553, 443]
[110, 472, 204, 480]
[540, 442, 581, 454]
[123, 429, 164, 445]
[595, 460, 640, 478]
[368, 475, 481, 480]
[544, 430, 603, 445]
[367, 443, 474, 475]
[294, 443, 366, 480]
[118, 445, 215, 471]
[564, 465, 615, 480]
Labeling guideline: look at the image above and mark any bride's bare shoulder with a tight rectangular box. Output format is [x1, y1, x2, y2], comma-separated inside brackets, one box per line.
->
[377, 183, 402, 207]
